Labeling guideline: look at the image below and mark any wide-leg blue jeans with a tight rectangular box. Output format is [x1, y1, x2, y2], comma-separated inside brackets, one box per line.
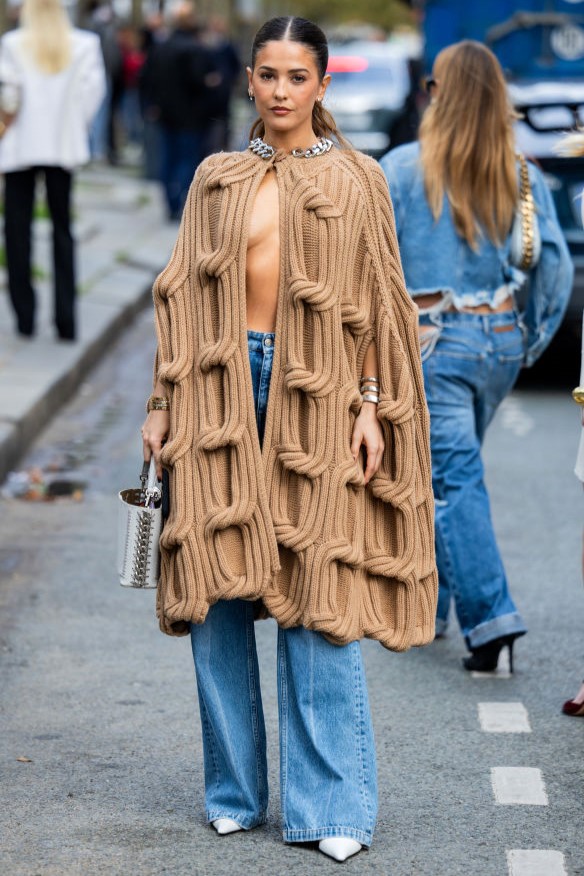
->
[421, 310, 528, 649]
[189, 330, 378, 845]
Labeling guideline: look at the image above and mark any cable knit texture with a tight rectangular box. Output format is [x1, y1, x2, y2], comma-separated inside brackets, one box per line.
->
[153, 147, 437, 650]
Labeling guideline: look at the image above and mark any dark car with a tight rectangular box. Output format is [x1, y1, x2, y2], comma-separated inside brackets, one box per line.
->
[326, 41, 422, 159]
[511, 80, 584, 328]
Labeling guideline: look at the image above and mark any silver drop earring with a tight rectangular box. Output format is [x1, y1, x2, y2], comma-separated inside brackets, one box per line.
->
[248, 91, 254, 101]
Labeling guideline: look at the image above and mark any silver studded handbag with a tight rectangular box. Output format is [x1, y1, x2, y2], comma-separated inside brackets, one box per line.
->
[118, 459, 162, 589]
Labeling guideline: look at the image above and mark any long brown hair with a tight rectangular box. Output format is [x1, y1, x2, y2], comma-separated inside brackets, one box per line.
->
[248, 16, 350, 148]
[419, 40, 518, 248]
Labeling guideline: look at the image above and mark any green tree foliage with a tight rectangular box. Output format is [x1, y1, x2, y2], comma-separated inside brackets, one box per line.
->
[286, 0, 413, 32]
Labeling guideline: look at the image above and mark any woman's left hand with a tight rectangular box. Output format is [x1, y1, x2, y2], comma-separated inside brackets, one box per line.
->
[350, 402, 385, 485]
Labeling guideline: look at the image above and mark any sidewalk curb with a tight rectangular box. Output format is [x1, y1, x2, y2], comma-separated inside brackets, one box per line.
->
[0, 281, 154, 484]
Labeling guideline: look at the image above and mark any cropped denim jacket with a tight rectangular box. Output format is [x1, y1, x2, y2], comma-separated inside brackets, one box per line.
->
[379, 142, 574, 366]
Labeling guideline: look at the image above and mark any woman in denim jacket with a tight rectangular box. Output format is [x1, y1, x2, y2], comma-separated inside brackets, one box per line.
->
[380, 40, 573, 672]
[557, 129, 584, 716]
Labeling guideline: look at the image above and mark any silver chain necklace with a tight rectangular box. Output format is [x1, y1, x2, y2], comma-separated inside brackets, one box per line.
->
[249, 136, 333, 160]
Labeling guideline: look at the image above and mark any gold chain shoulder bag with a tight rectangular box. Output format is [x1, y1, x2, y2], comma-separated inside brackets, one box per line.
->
[509, 153, 542, 271]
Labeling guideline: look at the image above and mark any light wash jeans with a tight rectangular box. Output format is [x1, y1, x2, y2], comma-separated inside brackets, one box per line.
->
[189, 330, 378, 845]
[421, 310, 528, 649]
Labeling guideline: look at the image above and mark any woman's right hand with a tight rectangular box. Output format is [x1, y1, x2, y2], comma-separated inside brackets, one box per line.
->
[141, 411, 170, 480]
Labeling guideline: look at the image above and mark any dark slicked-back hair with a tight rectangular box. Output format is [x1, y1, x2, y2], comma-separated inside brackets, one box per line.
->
[251, 16, 328, 78]
[249, 16, 349, 147]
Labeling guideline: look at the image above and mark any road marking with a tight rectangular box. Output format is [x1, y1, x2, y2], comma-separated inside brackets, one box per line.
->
[507, 849, 567, 875]
[491, 768, 548, 805]
[499, 395, 535, 437]
[478, 702, 531, 733]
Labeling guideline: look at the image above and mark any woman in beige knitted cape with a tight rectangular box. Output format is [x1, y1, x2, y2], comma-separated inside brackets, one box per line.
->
[142, 15, 437, 864]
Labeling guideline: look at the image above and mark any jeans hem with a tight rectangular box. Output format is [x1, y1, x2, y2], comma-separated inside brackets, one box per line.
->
[207, 811, 267, 830]
[283, 826, 372, 846]
[466, 612, 527, 649]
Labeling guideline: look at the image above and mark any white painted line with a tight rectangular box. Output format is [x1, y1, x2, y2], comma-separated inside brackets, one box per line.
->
[491, 768, 548, 805]
[500, 396, 535, 437]
[498, 645, 512, 674]
[507, 849, 567, 876]
[478, 702, 531, 733]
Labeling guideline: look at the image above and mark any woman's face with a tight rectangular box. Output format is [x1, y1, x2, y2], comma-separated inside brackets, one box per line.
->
[247, 39, 330, 141]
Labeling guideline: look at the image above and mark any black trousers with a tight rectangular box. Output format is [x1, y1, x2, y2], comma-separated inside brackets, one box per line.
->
[4, 166, 76, 339]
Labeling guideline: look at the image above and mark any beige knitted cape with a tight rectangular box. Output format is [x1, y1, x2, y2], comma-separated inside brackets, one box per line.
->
[153, 146, 438, 651]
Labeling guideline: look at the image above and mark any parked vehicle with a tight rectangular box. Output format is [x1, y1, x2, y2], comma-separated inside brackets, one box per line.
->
[326, 40, 422, 158]
[422, 0, 584, 327]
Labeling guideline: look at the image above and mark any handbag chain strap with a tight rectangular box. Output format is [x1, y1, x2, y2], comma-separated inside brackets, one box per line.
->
[131, 510, 155, 587]
[517, 153, 536, 271]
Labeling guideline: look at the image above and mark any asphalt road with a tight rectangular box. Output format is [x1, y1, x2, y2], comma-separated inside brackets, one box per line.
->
[1, 311, 583, 876]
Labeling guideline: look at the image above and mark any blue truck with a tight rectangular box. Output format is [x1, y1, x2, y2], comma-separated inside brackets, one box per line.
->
[421, 0, 584, 326]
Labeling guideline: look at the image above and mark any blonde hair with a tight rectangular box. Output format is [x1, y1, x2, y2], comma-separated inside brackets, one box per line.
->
[554, 129, 584, 158]
[21, 0, 72, 75]
[419, 40, 518, 248]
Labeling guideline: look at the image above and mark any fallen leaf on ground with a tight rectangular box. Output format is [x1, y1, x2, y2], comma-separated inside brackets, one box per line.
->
[16, 756, 33, 763]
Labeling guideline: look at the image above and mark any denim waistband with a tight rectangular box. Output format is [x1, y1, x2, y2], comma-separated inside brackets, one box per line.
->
[247, 329, 275, 352]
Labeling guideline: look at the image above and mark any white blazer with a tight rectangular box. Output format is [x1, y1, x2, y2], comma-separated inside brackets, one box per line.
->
[0, 28, 106, 172]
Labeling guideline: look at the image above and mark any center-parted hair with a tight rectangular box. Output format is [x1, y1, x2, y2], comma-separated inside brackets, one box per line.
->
[419, 40, 518, 248]
[249, 16, 349, 147]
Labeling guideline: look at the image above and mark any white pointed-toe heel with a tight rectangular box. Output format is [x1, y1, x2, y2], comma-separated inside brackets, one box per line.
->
[318, 838, 362, 862]
[212, 818, 242, 835]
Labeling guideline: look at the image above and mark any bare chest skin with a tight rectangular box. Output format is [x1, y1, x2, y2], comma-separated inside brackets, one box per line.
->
[246, 169, 280, 332]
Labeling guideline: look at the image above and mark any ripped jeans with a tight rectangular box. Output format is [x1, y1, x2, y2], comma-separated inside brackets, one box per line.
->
[420, 309, 528, 649]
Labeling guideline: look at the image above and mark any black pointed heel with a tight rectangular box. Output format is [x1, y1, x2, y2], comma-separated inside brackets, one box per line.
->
[463, 633, 521, 673]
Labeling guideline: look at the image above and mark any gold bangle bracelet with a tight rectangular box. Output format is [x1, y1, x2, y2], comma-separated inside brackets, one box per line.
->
[147, 395, 170, 413]
[572, 386, 584, 406]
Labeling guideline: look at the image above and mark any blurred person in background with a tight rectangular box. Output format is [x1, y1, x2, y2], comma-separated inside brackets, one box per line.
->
[85, 0, 123, 164]
[202, 14, 241, 153]
[381, 41, 573, 673]
[0, 0, 106, 340]
[140, 1, 219, 220]
[139, 13, 166, 180]
[566, 347, 584, 715]
[118, 23, 145, 149]
[556, 128, 584, 717]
